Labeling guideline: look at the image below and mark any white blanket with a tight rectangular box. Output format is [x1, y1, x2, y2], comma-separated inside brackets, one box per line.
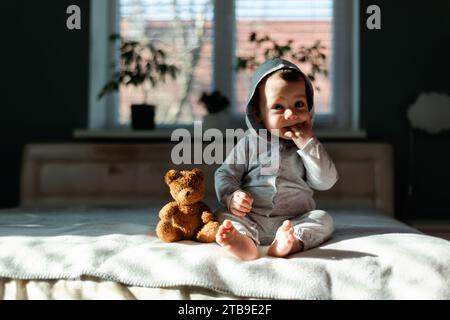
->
[1, 204, 450, 299]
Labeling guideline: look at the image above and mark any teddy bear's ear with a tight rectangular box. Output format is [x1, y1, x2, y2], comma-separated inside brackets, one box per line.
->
[165, 169, 180, 185]
[191, 168, 204, 181]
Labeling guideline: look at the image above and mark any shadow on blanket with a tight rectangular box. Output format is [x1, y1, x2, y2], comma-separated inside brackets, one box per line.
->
[291, 248, 378, 260]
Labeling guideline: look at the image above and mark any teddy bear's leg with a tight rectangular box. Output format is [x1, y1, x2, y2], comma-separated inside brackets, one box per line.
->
[201, 211, 215, 224]
[196, 221, 220, 243]
[156, 221, 183, 242]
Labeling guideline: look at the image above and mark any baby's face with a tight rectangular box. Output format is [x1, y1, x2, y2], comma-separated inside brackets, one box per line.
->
[256, 75, 309, 140]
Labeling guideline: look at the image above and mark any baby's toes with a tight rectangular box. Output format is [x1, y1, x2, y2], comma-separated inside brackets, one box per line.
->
[288, 227, 295, 236]
[281, 220, 292, 231]
[216, 230, 228, 245]
[216, 225, 227, 239]
[218, 220, 235, 238]
[287, 233, 295, 243]
[223, 219, 233, 229]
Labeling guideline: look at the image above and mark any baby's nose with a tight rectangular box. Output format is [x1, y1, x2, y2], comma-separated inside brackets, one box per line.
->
[284, 109, 297, 120]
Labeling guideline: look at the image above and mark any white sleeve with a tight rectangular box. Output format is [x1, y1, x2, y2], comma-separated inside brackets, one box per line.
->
[296, 136, 338, 191]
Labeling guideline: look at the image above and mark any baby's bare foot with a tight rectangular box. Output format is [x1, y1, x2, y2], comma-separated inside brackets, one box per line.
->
[267, 220, 298, 257]
[216, 220, 259, 261]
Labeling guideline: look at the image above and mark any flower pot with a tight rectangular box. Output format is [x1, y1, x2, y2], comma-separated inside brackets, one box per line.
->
[131, 104, 156, 130]
[203, 111, 228, 132]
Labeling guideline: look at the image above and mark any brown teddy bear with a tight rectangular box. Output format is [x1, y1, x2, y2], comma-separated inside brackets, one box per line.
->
[156, 168, 219, 243]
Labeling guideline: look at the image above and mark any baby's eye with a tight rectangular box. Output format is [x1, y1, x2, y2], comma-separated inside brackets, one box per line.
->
[294, 101, 306, 109]
[273, 104, 284, 110]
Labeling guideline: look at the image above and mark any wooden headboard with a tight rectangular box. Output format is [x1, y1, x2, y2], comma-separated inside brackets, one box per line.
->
[20, 142, 394, 216]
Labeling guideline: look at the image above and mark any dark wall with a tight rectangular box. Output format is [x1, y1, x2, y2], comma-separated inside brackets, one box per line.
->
[0, 1, 89, 207]
[361, 0, 450, 219]
[0, 1, 449, 220]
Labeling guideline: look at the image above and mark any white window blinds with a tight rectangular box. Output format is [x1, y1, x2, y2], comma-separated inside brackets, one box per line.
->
[120, 0, 214, 125]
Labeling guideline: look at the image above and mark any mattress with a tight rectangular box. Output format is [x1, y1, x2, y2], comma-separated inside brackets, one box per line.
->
[1, 204, 450, 300]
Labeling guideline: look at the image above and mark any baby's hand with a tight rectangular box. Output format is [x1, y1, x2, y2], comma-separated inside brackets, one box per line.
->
[229, 190, 253, 217]
[283, 108, 314, 149]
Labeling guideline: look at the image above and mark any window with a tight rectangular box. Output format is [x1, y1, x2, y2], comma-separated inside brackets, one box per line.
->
[120, 0, 214, 125]
[88, 0, 359, 131]
[235, 0, 333, 115]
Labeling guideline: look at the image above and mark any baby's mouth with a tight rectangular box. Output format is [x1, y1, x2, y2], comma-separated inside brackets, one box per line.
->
[282, 123, 299, 129]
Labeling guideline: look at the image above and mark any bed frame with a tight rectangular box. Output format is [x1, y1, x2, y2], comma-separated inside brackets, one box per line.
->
[20, 142, 394, 216]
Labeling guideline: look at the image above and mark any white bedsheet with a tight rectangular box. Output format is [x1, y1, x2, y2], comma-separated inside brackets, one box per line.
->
[1, 204, 450, 299]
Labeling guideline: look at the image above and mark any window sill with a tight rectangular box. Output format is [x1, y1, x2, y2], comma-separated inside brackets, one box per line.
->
[74, 127, 367, 140]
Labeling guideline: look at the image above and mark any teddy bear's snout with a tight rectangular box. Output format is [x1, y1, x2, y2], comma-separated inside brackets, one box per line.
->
[176, 188, 199, 205]
[181, 188, 195, 198]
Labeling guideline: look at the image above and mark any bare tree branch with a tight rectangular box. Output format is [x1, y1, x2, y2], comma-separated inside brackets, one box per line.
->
[163, 0, 212, 124]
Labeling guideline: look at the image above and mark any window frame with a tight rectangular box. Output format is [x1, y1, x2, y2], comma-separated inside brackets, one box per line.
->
[88, 0, 360, 132]
[88, 0, 120, 129]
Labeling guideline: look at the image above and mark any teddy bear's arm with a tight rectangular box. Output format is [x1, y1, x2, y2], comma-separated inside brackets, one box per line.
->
[159, 201, 178, 220]
[199, 202, 215, 224]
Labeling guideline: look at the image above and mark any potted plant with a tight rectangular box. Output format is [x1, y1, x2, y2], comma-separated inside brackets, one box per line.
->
[198, 90, 230, 130]
[98, 35, 179, 130]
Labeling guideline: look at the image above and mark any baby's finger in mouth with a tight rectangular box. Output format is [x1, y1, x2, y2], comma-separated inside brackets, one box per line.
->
[290, 125, 304, 137]
[284, 130, 293, 138]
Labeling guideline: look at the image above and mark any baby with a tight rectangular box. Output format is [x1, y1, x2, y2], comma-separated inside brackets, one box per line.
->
[214, 58, 338, 260]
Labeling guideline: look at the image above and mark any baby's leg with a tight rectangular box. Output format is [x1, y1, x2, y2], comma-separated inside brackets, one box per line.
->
[216, 220, 259, 261]
[267, 220, 303, 257]
[291, 210, 334, 252]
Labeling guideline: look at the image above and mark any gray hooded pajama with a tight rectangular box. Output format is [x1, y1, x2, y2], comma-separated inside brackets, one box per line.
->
[214, 58, 338, 251]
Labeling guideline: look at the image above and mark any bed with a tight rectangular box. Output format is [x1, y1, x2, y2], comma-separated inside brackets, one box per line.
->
[0, 142, 449, 300]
